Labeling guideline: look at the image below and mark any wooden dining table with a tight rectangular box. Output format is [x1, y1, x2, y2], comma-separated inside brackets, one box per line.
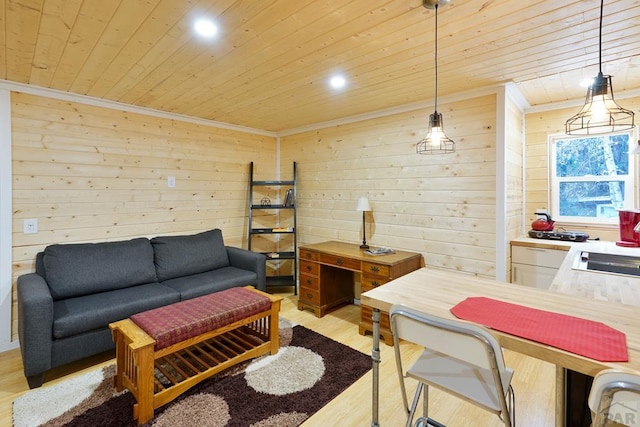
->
[360, 267, 640, 427]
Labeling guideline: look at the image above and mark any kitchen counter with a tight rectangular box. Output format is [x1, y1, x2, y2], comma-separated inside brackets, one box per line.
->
[511, 236, 640, 306]
[510, 235, 581, 251]
[550, 240, 640, 307]
[511, 236, 640, 424]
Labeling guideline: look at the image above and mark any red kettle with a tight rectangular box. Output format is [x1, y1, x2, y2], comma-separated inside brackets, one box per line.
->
[531, 213, 555, 231]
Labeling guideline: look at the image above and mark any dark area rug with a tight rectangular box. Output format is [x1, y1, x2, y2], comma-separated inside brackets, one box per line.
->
[13, 322, 371, 427]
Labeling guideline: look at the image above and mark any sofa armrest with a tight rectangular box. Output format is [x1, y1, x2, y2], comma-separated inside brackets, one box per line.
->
[226, 246, 266, 291]
[17, 273, 54, 378]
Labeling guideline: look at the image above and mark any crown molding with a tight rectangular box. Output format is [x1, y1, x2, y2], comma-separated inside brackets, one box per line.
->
[0, 80, 277, 138]
[277, 84, 502, 137]
[5, 79, 636, 138]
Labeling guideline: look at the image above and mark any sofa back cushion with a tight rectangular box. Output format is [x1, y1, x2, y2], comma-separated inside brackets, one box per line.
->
[151, 229, 230, 282]
[43, 238, 158, 300]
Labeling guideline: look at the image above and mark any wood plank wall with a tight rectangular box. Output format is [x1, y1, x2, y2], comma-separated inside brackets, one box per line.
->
[524, 96, 640, 242]
[8, 87, 636, 344]
[10, 92, 276, 340]
[281, 94, 498, 278]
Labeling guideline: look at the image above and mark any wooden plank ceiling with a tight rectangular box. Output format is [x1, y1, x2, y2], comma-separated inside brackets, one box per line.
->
[2, 0, 639, 132]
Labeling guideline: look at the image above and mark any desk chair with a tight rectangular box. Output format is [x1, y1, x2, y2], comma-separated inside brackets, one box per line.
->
[589, 369, 640, 427]
[390, 304, 515, 427]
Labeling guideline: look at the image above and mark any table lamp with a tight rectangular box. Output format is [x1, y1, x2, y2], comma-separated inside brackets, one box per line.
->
[356, 197, 372, 249]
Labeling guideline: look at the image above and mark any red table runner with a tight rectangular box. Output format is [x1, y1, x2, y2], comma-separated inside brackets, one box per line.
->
[450, 297, 628, 362]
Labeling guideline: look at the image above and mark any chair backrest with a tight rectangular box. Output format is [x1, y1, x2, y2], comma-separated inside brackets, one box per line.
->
[390, 304, 506, 373]
[589, 369, 640, 427]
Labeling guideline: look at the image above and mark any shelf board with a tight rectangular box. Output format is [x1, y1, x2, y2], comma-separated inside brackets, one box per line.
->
[266, 275, 295, 288]
[252, 180, 295, 186]
[250, 228, 295, 234]
[263, 251, 295, 260]
[250, 204, 294, 209]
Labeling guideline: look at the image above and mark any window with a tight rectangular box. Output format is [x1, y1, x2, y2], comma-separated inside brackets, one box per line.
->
[549, 131, 636, 224]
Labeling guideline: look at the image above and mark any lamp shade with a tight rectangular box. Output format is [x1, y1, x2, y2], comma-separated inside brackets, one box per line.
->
[565, 73, 635, 135]
[416, 111, 456, 154]
[356, 197, 371, 212]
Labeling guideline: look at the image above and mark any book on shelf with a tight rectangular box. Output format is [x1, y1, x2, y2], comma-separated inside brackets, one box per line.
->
[365, 247, 395, 256]
[283, 188, 293, 207]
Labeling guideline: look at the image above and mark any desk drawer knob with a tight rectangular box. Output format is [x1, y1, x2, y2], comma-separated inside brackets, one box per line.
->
[336, 258, 343, 266]
[372, 281, 381, 287]
[306, 265, 313, 271]
[370, 266, 380, 273]
[306, 278, 312, 285]
[305, 253, 312, 259]
[306, 293, 312, 299]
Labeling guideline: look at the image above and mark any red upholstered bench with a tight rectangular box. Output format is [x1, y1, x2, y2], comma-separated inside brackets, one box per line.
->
[110, 286, 282, 425]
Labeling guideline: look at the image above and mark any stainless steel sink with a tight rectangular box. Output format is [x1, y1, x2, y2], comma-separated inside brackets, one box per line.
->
[573, 251, 640, 277]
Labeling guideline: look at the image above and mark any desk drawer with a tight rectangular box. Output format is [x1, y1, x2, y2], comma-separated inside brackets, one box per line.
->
[362, 262, 390, 278]
[320, 253, 360, 271]
[299, 273, 319, 290]
[299, 260, 319, 276]
[361, 275, 388, 292]
[299, 287, 320, 305]
[300, 249, 319, 261]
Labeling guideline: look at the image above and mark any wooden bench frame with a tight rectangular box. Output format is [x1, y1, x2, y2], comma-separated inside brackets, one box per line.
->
[109, 287, 282, 425]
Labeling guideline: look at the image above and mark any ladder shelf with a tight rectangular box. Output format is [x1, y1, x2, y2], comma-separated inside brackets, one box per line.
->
[248, 162, 297, 293]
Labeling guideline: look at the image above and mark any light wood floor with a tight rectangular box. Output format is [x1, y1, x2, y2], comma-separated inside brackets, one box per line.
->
[0, 291, 557, 426]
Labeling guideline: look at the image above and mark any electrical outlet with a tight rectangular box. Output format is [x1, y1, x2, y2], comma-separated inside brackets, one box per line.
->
[167, 176, 176, 188]
[23, 218, 38, 234]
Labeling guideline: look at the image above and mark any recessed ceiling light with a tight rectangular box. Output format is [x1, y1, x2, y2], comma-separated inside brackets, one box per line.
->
[194, 18, 218, 38]
[329, 75, 347, 89]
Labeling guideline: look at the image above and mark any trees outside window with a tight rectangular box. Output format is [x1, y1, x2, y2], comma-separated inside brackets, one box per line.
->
[549, 131, 636, 224]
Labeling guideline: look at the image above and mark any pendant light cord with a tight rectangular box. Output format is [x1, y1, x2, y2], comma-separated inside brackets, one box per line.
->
[598, 0, 603, 74]
[434, 3, 439, 112]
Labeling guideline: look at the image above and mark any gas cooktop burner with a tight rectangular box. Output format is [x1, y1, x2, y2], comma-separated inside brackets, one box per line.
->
[528, 230, 589, 242]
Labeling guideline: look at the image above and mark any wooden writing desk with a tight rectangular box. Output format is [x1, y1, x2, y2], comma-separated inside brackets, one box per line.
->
[298, 241, 423, 343]
[361, 267, 640, 427]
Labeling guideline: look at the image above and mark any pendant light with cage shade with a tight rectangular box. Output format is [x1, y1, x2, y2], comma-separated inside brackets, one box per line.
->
[416, 0, 455, 155]
[565, 0, 635, 135]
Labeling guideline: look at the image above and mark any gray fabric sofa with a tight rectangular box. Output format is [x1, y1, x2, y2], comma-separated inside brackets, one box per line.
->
[17, 229, 266, 388]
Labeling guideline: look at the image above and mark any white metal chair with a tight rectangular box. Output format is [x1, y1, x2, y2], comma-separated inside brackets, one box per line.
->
[589, 369, 640, 427]
[390, 304, 515, 427]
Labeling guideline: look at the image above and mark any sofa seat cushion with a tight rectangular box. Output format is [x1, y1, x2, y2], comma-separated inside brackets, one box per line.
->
[131, 287, 272, 350]
[53, 283, 180, 339]
[43, 238, 157, 300]
[161, 267, 258, 300]
[151, 229, 230, 282]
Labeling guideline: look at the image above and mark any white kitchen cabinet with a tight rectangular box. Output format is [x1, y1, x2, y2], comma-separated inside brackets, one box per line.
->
[511, 245, 568, 289]
[511, 263, 560, 289]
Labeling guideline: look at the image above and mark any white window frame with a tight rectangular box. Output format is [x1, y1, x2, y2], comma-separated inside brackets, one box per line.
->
[548, 129, 637, 225]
